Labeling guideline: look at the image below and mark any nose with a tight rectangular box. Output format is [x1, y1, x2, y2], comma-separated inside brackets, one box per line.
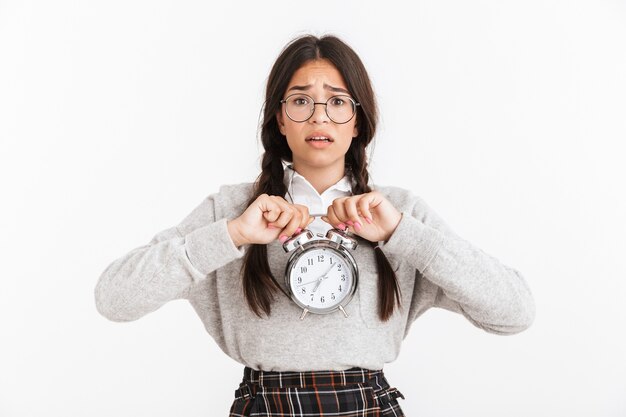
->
[309, 103, 330, 124]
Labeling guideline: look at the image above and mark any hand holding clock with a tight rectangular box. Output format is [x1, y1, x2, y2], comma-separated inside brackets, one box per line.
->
[322, 191, 402, 243]
[228, 191, 401, 247]
[227, 194, 313, 247]
[228, 192, 395, 318]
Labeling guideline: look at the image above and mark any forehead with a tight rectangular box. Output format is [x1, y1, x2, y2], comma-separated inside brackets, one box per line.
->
[287, 59, 348, 89]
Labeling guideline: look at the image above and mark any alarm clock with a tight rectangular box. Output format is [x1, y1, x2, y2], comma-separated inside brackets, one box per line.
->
[282, 228, 359, 320]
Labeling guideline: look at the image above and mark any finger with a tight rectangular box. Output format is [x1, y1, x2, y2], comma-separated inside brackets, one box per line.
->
[342, 197, 363, 231]
[331, 197, 350, 223]
[323, 207, 346, 231]
[266, 201, 309, 234]
[357, 194, 376, 224]
[292, 204, 313, 230]
[259, 196, 283, 224]
[278, 212, 303, 242]
[321, 215, 341, 230]
[267, 204, 296, 229]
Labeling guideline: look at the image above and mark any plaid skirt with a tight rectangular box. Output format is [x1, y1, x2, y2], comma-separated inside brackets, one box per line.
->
[228, 366, 406, 417]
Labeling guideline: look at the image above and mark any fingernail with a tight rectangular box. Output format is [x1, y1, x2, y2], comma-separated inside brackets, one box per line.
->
[346, 220, 354, 226]
[295, 228, 302, 234]
[279, 235, 288, 243]
[354, 221, 362, 231]
[337, 223, 346, 230]
[365, 217, 372, 224]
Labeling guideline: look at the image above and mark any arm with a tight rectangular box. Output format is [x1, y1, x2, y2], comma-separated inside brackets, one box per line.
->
[94, 189, 246, 322]
[380, 193, 535, 335]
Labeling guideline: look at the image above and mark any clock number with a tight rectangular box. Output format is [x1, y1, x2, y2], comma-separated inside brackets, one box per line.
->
[310, 294, 314, 302]
[307, 258, 314, 266]
[301, 288, 306, 294]
[330, 257, 334, 264]
[338, 285, 342, 292]
[317, 255, 325, 262]
[341, 274, 346, 281]
[337, 264, 342, 271]
[331, 293, 336, 300]
[297, 277, 302, 284]
[300, 266, 307, 273]
[320, 296, 325, 303]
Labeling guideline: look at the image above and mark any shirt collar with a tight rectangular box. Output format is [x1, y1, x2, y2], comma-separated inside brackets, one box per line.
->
[283, 164, 352, 197]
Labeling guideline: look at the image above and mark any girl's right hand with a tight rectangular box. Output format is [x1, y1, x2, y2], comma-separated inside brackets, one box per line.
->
[227, 194, 314, 247]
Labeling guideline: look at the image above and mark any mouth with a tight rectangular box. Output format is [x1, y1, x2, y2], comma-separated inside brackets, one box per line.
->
[305, 134, 334, 143]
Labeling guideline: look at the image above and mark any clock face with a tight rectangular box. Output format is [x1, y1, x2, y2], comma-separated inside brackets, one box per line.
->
[288, 247, 355, 311]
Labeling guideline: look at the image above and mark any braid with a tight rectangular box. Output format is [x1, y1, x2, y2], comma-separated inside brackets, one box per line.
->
[241, 148, 288, 318]
[257, 148, 288, 197]
[347, 141, 371, 195]
[348, 141, 402, 321]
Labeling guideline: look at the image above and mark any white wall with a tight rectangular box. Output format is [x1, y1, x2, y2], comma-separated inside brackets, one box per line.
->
[1, 0, 625, 416]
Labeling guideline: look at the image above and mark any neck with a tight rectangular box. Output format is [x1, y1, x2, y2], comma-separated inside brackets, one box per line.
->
[292, 161, 346, 195]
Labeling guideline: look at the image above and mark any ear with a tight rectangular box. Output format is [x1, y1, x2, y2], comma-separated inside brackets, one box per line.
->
[276, 111, 286, 135]
[352, 124, 359, 138]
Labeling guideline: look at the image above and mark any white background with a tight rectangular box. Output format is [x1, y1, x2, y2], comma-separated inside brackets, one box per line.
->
[1, 0, 625, 416]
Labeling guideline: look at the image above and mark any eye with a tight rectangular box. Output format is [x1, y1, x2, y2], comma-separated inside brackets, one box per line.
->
[291, 95, 310, 106]
[330, 97, 346, 106]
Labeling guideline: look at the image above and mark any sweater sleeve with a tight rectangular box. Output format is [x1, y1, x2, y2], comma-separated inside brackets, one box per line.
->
[94, 190, 246, 323]
[379, 193, 535, 335]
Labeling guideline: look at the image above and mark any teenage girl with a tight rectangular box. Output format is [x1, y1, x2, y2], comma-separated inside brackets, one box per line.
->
[95, 34, 535, 416]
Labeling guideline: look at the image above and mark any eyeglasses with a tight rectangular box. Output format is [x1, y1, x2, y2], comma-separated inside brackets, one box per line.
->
[280, 93, 360, 124]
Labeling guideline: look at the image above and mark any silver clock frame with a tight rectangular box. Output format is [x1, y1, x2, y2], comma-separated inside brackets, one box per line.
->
[283, 229, 359, 319]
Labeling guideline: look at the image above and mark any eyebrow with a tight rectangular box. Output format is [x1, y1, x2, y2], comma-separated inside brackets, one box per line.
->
[287, 83, 351, 95]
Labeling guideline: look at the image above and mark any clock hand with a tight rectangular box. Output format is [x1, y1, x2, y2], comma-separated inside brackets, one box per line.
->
[296, 277, 322, 287]
[320, 262, 336, 278]
[297, 261, 336, 288]
[312, 279, 321, 293]
[312, 264, 338, 293]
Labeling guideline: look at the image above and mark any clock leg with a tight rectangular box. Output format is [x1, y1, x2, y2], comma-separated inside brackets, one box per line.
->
[300, 308, 309, 320]
[339, 305, 348, 318]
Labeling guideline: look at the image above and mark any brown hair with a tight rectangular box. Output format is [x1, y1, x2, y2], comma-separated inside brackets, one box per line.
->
[241, 34, 401, 321]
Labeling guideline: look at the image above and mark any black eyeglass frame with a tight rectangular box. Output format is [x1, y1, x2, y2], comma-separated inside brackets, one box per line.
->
[279, 93, 361, 124]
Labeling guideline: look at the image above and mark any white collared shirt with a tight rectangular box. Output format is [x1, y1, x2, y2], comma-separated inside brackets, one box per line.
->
[283, 165, 352, 237]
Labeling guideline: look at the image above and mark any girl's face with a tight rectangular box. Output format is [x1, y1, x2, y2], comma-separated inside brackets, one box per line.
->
[277, 59, 358, 174]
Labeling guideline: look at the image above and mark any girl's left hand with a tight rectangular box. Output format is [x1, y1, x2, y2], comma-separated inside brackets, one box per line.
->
[321, 191, 402, 243]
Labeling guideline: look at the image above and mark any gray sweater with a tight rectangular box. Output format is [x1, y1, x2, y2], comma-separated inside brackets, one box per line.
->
[95, 182, 535, 371]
